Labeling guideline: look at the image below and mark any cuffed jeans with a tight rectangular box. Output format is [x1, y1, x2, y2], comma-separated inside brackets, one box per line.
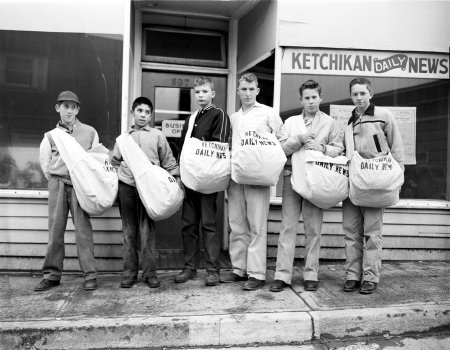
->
[228, 180, 270, 280]
[343, 198, 384, 283]
[118, 181, 156, 279]
[43, 176, 97, 281]
[274, 173, 323, 284]
[181, 187, 220, 273]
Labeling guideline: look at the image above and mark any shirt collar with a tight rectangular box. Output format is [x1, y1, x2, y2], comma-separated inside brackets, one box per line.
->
[128, 124, 151, 133]
[199, 104, 215, 114]
[348, 103, 375, 125]
[56, 118, 79, 133]
[239, 101, 262, 113]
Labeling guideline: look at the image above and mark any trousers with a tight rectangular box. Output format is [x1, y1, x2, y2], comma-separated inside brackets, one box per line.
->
[342, 198, 384, 283]
[43, 176, 96, 281]
[227, 180, 270, 280]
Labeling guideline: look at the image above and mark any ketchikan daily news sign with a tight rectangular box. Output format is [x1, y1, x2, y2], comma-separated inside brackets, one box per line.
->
[282, 49, 449, 79]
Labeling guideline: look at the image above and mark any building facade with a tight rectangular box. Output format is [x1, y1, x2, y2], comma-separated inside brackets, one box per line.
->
[0, 0, 448, 271]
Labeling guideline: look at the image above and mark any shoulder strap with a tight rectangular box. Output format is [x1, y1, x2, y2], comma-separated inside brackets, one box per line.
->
[183, 110, 199, 147]
[116, 133, 153, 178]
[344, 124, 355, 159]
[49, 128, 87, 170]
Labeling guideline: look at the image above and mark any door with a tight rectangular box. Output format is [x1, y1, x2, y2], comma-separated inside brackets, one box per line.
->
[141, 71, 228, 269]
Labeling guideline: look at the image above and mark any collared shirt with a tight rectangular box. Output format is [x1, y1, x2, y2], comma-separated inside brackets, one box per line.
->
[39, 119, 99, 184]
[230, 101, 283, 149]
[180, 104, 230, 148]
[111, 124, 180, 186]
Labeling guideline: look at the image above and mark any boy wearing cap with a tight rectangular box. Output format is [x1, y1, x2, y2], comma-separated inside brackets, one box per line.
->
[35, 91, 99, 292]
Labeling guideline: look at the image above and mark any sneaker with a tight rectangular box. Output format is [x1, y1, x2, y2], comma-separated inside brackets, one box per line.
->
[359, 281, 377, 294]
[343, 280, 361, 292]
[120, 276, 137, 288]
[84, 279, 97, 291]
[243, 277, 265, 291]
[145, 276, 161, 288]
[220, 271, 248, 283]
[34, 279, 60, 292]
[269, 279, 288, 292]
[174, 269, 197, 283]
[205, 272, 220, 286]
[304, 280, 319, 291]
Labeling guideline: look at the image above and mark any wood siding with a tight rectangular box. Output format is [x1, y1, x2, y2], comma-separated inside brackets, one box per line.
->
[0, 198, 449, 272]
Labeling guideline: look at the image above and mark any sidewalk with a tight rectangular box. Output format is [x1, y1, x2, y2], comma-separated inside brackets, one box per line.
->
[1, 261, 449, 349]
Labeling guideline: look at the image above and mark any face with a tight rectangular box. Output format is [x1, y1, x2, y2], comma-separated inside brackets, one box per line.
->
[350, 84, 373, 111]
[194, 83, 215, 108]
[55, 101, 79, 127]
[300, 88, 322, 117]
[132, 103, 152, 129]
[237, 80, 259, 108]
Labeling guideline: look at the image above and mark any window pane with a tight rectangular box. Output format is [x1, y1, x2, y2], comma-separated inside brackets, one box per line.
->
[280, 74, 449, 200]
[154, 87, 195, 125]
[0, 30, 122, 190]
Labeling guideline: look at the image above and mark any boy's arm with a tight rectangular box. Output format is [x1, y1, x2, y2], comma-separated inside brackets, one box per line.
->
[210, 109, 231, 143]
[110, 142, 123, 170]
[323, 121, 344, 157]
[278, 120, 309, 157]
[158, 134, 180, 177]
[39, 135, 51, 180]
[385, 114, 405, 170]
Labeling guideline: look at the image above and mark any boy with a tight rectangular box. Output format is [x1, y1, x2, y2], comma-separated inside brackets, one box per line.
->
[271, 80, 343, 293]
[111, 97, 180, 289]
[343, 78, 404, 294]
[175, 77, 230, 286]
[35, 91, 98, 292]
[221, 72, 283, 291]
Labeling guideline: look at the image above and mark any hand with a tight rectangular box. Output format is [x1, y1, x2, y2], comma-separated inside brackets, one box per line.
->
[304, 140, 325, 152]
[298, 132, 315, 144]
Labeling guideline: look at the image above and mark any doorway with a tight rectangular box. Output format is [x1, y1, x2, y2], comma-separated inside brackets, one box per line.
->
[141, 71, 228, 269]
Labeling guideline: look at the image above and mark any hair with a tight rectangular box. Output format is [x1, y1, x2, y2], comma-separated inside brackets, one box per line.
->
[238, 72, 258, 87]
[132, 96, 153, 112]
[194, 76, 214, 90]
[299, 80, 322, 98]
[349, 77, 373, 93]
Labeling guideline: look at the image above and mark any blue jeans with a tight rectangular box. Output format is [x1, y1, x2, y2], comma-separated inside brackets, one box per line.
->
[181, 187, 220, 273]
[43, 176, 97, 281]
[118, 181, 156, 279]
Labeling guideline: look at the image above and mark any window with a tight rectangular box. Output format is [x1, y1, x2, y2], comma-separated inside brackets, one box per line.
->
[280, 49, 449, 200]
[0, 30, 122, 191]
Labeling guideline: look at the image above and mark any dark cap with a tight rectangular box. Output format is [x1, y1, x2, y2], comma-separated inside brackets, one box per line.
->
[57, 91, 80, 104]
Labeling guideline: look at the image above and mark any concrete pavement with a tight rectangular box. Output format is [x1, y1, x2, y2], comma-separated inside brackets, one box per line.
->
[0, 261, 449, 349]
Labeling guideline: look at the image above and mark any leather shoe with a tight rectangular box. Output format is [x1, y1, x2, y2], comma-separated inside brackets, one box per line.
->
[359, 281, 377, 294]
[34, 279, 60, 292]
[120, 276, 137, 288]
[174, 269, 196, 283]
[220, 272, 248, 283]
[304, 280, 319, 291]
[270, 279, 288, 292]
[243, 277, 265, 291]
[145, 276, 161, 288]
[205, 272, 220, 286]
[84, 279, 97, 291]
[343, 280, 361, 292]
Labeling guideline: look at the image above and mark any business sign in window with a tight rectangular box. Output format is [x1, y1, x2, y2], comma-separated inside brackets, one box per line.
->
[282, 49, 449, 80]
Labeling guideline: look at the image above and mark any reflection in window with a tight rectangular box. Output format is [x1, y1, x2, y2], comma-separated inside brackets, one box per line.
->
[154, 87, 194, 126]
[280, 74, 449, 200]
[0, 30, 122, 190]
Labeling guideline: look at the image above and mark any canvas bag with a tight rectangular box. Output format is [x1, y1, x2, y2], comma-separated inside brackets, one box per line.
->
[345, 125, 404, 207]
[290, 115, 349, 209]
[231, 119, 286, 186]
[49, 128, 118, 216]
[116, 133, 183, 221]
[180, 111, 231, 194]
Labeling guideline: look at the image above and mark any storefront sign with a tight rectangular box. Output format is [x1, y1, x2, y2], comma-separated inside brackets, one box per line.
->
[162, 120, 185, 138]
[329, 105, 416, 165]
[282, 49, 449, 79]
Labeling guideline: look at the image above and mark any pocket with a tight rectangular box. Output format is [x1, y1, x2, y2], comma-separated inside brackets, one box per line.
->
[373, 133, 389, 153]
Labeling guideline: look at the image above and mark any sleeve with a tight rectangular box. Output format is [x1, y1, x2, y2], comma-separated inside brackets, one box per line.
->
[278, 119, 304, 157]
[110, 141, 123, 170]
[210, 109, 231, 143]
[39, 134, 52, 180]
[158, 133, 180, 176]
[385, 113, 405, 170]
[269, 109, 284, 139]
[323, 120, 344, 158]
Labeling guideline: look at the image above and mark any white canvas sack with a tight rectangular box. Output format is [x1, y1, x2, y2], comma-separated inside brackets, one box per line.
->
[231, 119, 286, 186]
[180, 111, 231, 194]
[346, 125, 404, 208]
[291, 149, 349, 209]
[49, 128, 118, 216]
[116, 133, 183, 221]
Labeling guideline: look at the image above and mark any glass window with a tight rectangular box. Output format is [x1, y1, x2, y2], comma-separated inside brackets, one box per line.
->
[154, 87, 195, 125]
[280, 74, 449, 200]
[0, 30, 122, 190]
